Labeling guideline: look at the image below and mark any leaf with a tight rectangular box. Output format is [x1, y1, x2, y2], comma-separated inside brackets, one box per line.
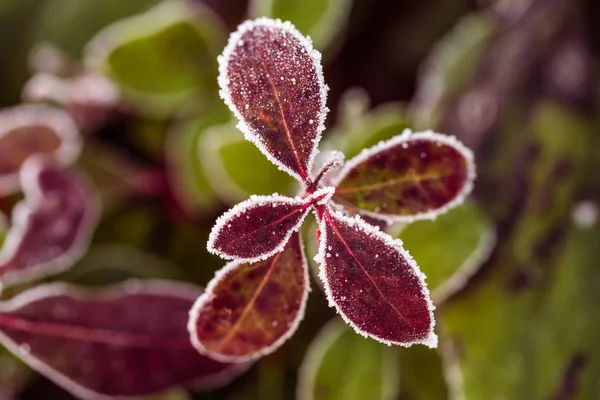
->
[165, 108, 230, 213]
[33, 0, 164, 56]
[198, 121, 294, 204]
[0, 105, 81, 196]
[439, 102, 598, 400]
[315, 208, 437, 347]
[399, 202, 495, 303]
[84, 0, 225, 117]
[333, 130, 475, 222]
[333, 101, 411, 160]
[296, 318, 399, 400]
[189, 232, 309, 363]
[249, 0, 353, 50]
[0, 159, 99, 291]
[207, 193, 311, 263]
[0, 280, 247, 399]
[218, 18, 328, 184]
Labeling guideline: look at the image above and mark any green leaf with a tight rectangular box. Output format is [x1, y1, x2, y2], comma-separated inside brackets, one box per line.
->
[249, 0, 353, 51]
[198, 123, 295, 204]
[439, 103, 597, 399]
[297, 318, 399, 400]
[166, 107, 230, 213]
[399, 202, 495, 303]
[332, 101, 411, 160]
[34, 0, 163, 56]
[85, 0, 225, 117]
[397, 346, 448, 400]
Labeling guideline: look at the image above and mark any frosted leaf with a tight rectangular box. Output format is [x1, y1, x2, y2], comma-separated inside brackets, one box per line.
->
[333, 129, 475, 223]
[0, 280, 248, 399]
[0, 105, 81, 196]
[315, 207, 437, 347]
[207, 193, 312, 263]
[189, 232, 309, 363]
[218, 18, 328, 184]
[0, 158, 99, 292]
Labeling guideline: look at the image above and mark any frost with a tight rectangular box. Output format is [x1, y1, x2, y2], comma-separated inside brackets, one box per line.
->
[332, 129, 476, 223]
[315, 207, 438, 348]
[217, 17, 329, 185]
[0, 280, 247, 399]
[189, 234, 310, 363]
[0, 158, 99, 293]
[0, 104, 82, 196]
[207, 193, 311, 264]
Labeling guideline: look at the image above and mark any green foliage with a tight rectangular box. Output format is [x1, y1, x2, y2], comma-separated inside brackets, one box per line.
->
[198, 122, 295, 204]
[399, 202, 495, 302]
[85, 0, 225, 117]
[297, 318, 399, 400]
[250, 0, 353, 50]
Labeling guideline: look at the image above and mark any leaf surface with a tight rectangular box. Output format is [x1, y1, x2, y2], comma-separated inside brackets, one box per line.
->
[198, 122, 294, 204]
[0, 105, 81, 196]
[297, 318, 399, 400]
[316, 208, 437, 347]
[85, 1, 225, 117]
[0, 280, 246, 399]
[218, 18, 327, 183]
[333, 130, 475, 222]
[399, 202, 495, 303]
[189, 232, 308, 362]
[0, 159, 98, 291]
[207, 193, 311, 263]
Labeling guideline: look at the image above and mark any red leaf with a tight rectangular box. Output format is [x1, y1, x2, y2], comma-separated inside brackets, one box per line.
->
[315, 207, 437, 347]
[189, 232, 308, 362]
[333, 130, 475, 222]
[218, 18, 328, 184]
[0, 159, 98, 291]
[0, 105, 81, 195]
[0, 280, 247, 399]
[207, 193, 311, 263]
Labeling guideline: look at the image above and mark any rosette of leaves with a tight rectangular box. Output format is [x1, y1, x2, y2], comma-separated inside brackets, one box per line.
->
[187, 18, 476, 363]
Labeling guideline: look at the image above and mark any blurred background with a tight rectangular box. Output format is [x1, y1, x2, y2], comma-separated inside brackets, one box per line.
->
[0, 0, 599, 399]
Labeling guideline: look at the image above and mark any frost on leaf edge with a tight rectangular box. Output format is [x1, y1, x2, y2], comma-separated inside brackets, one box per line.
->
[0, 279, 248, 400]
[217, 17, 329, 184]
[314, 207, 438, 348]
[206, 193, 311, 263]
[189, 233, 310, 363]
[332, 129, 476, 223]
[0, 104, 82, 196]
[0, 158, 99, 294]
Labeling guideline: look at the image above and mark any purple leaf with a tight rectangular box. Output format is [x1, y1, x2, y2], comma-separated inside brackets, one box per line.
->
[207, 191, 327, 263]
[333, 130, 475, 222]
[0, 105, 81, 195]
[0, 280, 247, 399]
[0, 159, 99, 291]
[218, 18, 328, 184]
[315, 207, 437, 347]
[189, 232, 308, 362]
